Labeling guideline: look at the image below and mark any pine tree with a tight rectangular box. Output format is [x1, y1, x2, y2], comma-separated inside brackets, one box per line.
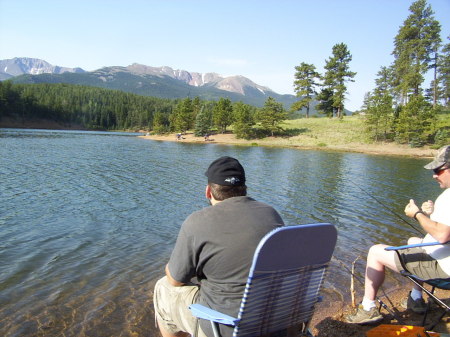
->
[395, 94, 436, 145]
[364, 66, 396, 141]
[392, 0, 441, 103]
[322, 43, 356, 118]
[292, 62, 321, 118]
[233, 101, 255, 139]
[438, 36, 450, 108]
[194, 105, 212, 137]
[213, 98, 233, 133]
[316, 87, 334, 117]
[258, 97, 286, 137]
[174, 97, 194, 133]
[153, 110, 170, 134]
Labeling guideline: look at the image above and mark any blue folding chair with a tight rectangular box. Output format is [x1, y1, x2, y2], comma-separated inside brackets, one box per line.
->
[386, 241, 450, 330]
[189, 223, 338, 337]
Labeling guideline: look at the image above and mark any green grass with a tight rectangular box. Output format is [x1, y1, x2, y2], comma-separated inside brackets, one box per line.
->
[250, 116, 371, 148]
[256, 113, 449, 149]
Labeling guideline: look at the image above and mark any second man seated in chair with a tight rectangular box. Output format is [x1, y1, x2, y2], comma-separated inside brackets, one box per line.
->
[153, 156, 284, 337]
[346, 145, 450, 324]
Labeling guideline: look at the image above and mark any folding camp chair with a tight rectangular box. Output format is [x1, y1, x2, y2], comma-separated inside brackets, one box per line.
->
[189, 223, 338, 337]
[385, 241, 450, 330]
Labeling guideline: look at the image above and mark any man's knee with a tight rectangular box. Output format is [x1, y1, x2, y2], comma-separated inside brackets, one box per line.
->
[153, 276, 201, 336]
[367, 243, 398, 271]
[368, 244, 388, 257]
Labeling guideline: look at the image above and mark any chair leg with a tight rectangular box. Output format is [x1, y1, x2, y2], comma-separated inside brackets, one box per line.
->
[422, 296, 432, 328]
[377, 297, 406, 324]
[426, 310, 448, 331]
[210, 321, 221, 337]
[419, 286, 450, 331]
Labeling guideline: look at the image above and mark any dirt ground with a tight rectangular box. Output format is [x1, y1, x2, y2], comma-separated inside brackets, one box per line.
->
[310, 286, 450, 337]
[139, 132, 437, 159]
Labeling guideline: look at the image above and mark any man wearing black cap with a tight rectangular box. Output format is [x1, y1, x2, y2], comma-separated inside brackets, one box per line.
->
[346, 145, 450, 324]
[154, 156, 284, 337]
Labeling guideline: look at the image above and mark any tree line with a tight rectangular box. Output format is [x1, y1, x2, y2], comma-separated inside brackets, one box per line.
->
[0, 81, 287, 139]
[0, 81, 176, 130]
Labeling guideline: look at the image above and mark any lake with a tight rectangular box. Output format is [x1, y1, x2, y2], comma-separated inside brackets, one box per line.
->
[0, 128, 441, 336]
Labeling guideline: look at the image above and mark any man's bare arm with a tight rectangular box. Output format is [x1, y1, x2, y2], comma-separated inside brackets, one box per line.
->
[165, 264, 185, 287]
[405, 199, 450, 243]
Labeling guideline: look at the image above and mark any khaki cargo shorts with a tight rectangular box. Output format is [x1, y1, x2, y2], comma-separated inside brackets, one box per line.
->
[394, 246, 448, 280]
[153, 276, 207, 337]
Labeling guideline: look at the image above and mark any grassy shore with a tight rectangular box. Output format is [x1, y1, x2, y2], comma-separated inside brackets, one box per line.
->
[140, 116, 439, 158]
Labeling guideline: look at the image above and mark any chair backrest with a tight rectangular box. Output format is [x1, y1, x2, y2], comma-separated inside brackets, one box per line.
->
[233, 223, 337, 337]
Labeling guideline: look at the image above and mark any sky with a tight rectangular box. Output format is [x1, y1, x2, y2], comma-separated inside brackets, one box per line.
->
[0, 0, 449, 111]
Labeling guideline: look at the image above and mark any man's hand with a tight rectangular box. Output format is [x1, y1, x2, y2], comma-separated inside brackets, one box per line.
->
[421, 200, 434, 215]
[404, 199, 420, 218]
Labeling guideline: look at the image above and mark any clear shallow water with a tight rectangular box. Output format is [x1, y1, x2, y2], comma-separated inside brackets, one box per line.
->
[0, 129, 441, 336]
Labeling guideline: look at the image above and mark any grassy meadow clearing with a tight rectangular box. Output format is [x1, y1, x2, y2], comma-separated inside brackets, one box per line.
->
[142, 115, 449, 158]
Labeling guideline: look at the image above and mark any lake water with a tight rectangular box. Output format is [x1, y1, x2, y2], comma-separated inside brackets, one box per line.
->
[0, 128, 441, 336]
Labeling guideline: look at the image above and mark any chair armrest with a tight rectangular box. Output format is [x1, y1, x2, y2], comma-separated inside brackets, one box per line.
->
[385, 241, 444, 251]
[189, 304, 239, 326]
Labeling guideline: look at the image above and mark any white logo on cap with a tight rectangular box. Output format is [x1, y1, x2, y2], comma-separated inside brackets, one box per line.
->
[224, 177, 240, 185]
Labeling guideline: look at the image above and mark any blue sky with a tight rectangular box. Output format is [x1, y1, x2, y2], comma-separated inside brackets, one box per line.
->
[1, 0, 449, 111]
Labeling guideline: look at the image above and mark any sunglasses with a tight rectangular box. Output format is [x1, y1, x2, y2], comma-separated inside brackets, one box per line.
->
[433, 166, 449, 175]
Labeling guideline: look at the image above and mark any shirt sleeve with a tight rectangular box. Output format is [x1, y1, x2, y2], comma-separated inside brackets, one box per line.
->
[430, 189, 450, 226]
[167, 218, 199, 283]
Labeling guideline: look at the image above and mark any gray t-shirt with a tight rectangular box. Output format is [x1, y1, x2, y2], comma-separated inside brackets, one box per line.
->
[168, 196, 284, 337]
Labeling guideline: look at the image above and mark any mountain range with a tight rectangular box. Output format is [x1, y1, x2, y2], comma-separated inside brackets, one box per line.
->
[1, 57, 300, 109]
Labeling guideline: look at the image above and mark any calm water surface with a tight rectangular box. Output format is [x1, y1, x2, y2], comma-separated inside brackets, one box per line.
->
[0, 129, 441, 336]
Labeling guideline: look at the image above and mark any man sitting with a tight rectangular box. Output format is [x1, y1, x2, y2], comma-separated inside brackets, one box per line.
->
[346, 145, 450, 324]
[153, 156, 284, 336]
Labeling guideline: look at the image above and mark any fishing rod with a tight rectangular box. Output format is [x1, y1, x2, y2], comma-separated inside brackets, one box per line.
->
[346, 179, 424, 236]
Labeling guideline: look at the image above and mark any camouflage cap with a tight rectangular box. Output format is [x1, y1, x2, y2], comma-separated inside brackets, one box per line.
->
[424, 145, 450, 170]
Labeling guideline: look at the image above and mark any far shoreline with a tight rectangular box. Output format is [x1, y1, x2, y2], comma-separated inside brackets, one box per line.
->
[139, 132, 437, 159]
[0, 119, 437, 159]
[0, 118, 438, 158]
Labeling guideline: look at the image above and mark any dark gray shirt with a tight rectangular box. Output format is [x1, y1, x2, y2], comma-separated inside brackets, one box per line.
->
[168, 196, 284, 337]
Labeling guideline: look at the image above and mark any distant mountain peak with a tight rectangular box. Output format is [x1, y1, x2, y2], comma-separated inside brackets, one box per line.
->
[0, 57, 85, 80]
[125, 63, 226, 88]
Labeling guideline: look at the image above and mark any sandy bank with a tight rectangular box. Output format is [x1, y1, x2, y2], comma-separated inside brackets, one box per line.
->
[139, 132, 437, 159]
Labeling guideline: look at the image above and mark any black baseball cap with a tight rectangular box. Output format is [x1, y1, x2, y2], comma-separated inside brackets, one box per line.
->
[205, 156, 246, 186]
